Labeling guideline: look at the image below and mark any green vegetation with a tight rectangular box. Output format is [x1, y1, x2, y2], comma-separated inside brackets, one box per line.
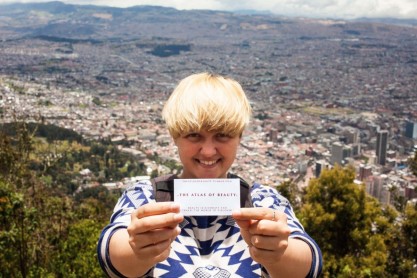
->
[0, 122, 147, 276]
[92, 96, 102, 106]
[148, 44, 191, 57]
[254, 112, 270, 121]
[276, 178, 300, 211]
[293, 165, 417, 277]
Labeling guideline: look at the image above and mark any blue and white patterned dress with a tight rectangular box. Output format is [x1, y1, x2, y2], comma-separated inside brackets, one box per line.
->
[98, 180, 322, 278]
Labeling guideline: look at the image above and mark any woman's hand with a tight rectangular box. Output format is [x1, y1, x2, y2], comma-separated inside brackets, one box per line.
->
[232, 208, 290, 266]
[127, 202, 184, 266]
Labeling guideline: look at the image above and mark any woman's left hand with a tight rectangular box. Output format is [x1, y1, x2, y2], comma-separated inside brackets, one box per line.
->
[232, 208, 291, 266]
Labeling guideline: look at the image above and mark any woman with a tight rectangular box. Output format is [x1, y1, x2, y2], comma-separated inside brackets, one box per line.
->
[98, 72, 322, 277]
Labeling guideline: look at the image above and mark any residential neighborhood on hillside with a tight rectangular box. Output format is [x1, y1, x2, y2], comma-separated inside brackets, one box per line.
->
[1, 2, 416, 206]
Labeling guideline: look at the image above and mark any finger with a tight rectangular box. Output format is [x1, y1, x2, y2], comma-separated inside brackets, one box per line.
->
[234, 222, 253, 246]
[234, 218, 255, 230]
[129, 212, 183, 234]
[250, 234, 289, 251]
[130, 226, 180, 250]
[247, 217, 290, 237]
[135, 202, 180, 219]
[131, 237, 173, 262]
[233, 208, 280, 222]
[249, 246, 286, 265]
[143, 226, 181, 247]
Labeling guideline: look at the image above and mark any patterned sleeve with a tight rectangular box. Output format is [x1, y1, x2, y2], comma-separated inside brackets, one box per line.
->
[251, 183, 323, 278]
[97, 181, 155, 278]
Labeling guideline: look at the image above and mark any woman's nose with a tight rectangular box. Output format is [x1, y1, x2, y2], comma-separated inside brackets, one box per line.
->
[200, 139, 217, 157]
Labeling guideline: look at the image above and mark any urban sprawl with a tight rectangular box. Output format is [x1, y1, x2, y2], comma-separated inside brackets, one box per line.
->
[0, 4, 416, 206]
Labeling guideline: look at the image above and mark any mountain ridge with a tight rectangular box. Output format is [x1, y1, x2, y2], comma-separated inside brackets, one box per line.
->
[0, 1, 416, 27]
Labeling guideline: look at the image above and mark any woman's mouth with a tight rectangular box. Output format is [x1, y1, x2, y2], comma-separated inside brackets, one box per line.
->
[197, 159, 219, 166]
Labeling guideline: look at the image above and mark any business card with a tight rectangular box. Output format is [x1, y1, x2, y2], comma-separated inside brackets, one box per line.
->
[174, 179, 240, 216]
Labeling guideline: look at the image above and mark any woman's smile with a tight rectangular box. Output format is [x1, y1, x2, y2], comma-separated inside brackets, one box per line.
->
[196, 159, 220, 166]
[175, 130, 240, 179]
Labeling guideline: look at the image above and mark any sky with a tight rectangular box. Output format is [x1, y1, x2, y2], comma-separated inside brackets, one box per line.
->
[1, 0, 417, 20]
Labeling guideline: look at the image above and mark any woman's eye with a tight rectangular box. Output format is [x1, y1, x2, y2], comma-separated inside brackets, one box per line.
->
[186, 133, 200, 138]
[217, 133, 231, 140]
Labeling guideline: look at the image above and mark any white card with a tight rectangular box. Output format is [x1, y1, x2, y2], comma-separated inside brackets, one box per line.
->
[174, 179, 240, 216]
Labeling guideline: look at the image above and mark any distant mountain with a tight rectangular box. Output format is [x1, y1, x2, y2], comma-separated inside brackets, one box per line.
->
[1, 1, 415, 46]
[0, 0, 415, 53]
[354, 17, 417, 27]
[2, 2, 244, 38]
[0, 1, 181, 15]
[0, 1, 78, 13]
[232, 9, 274, 16]
[1, 1, 415, 28]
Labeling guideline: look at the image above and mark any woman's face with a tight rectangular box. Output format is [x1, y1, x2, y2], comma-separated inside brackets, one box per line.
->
[174, 130, 241, 179]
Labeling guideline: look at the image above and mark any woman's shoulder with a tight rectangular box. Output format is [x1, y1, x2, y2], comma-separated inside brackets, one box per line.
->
[250, 183, 290, 208]
[124, 178, 153, 192]
[121, 178, 154, 202]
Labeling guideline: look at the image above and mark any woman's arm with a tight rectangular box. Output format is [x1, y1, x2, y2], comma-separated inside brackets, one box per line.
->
[262, 237, 312, 278]
[98, 200, 183, 278]
[109, 228, 154, 277]
[233, 208, 319, 278]
[110, 202, 183, 277]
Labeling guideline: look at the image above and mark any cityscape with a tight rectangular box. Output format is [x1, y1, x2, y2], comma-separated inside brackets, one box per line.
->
[1, 2, 417, 206]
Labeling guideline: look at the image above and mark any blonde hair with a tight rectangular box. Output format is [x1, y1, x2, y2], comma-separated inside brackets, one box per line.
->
[162, 72, 252, 139]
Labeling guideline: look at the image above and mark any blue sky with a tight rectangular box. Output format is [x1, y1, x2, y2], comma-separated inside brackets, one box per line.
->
[1, 0, 417, 19]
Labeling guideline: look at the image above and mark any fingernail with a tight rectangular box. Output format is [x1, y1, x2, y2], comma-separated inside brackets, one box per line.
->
[173, 213, 183, 221]
[171, 203, 180, 210]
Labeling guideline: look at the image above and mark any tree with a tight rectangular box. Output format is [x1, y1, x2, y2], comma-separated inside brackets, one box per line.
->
[0, 123, 113, 276]
[299, 165, 391, 277]
[402, 202, 417, 273]
[0, 121, 168, 276]
[0, 180, 29, 277]
[52, 219, 104, 277]
[0, 123, 41, 277]
[383, 203, 417, 277]
[276, 178, 300, 211]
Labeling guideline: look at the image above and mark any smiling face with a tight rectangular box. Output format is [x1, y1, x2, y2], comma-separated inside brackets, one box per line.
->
[174, 130, 241, 179]
[162, 72, 252, 179]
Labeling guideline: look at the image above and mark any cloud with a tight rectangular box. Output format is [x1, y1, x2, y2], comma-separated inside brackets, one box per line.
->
[1, 0, 416, 19]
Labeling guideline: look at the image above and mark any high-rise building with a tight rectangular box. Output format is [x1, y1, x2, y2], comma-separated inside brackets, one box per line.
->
[331, 142, 344, 166]
[344, 128, 360, 144]
[342, 128, 361, 157]
[376, 130, 388, 165]
[343, 145, 352, 160]
[359, 164, 372, 181]
[405, 120, 417, 139]
[315, 160, 328, 177]
[371, 174, 387, 200]
[351, 143, 361, 157]
[297, 159, 308, 174]
[331, 142, 354, 166]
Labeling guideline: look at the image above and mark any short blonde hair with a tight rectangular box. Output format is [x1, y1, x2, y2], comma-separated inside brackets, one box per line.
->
[162, 72, 252, 139]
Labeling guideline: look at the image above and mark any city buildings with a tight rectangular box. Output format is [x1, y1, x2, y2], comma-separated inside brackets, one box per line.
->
[376, 130, 388, 166]
[405, 120, 417, 139]
[0, 4, 416, 207]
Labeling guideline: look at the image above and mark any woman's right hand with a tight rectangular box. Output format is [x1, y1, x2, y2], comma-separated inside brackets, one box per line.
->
[127, 202, 184, 264]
